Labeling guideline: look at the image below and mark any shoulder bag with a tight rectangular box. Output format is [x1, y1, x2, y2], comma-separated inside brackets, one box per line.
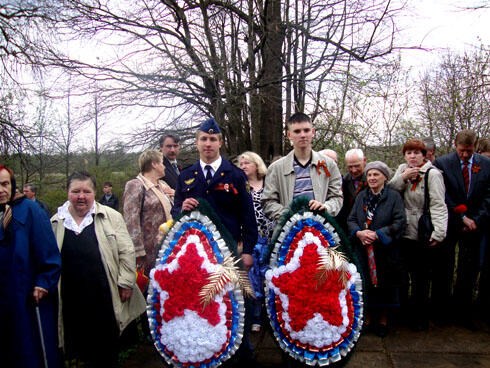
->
[417, 168, 434, 244]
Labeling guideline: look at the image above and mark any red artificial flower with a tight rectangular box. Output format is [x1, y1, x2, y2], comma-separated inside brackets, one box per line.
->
[471, 164, 481, 174]
[454, 204, 467, 214]
[272, 243, 351, 332]
[154, 242, 222, 326]
[316, 160, 331, 177]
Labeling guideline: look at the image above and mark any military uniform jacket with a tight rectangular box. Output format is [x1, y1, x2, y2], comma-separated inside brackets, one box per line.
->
[172, 158, 258, 254]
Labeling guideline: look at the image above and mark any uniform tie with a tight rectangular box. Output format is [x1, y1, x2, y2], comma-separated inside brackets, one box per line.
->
[462, 163, 469, 193]
[205, 165, 213, 184]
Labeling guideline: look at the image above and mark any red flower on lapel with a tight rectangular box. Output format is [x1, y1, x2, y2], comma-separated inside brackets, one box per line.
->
[471, 164, 481, 174]
[316, 160, 331, 177]
[454, 204, 467, 214]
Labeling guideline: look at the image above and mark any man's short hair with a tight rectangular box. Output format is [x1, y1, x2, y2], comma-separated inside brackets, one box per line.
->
[103, 181, 113, 187]
[455, 129, 478, 146]
[421, 137, 435, 151]
[67, 171, 96, 190]
[478, 137, 490, 153]
[23, 183, 37, 194]
[139, 150, 163, 173]
[287, 112, 311, 126]
[345, 148, 364, 161]
[159, 134, 180, 147]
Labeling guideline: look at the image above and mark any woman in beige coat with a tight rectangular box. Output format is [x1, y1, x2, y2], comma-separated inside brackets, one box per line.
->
[389, 139, 448, 331]
[51, 171, 146, 367]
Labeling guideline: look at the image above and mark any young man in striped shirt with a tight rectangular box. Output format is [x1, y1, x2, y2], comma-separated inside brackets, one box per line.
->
[262, 112, 343, 221]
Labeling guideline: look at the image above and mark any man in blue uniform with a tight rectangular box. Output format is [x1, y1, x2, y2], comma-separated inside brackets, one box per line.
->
[172, 117, 258, 269]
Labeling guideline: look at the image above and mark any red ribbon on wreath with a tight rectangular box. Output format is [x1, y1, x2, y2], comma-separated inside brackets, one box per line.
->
[316, 160, 331, 177]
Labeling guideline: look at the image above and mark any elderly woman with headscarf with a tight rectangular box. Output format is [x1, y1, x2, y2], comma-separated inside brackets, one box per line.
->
[0, 165, 61, 368]
[51, 171, 146, 367]
[389, 139, 447, 331]
[347, 161, 406, 337]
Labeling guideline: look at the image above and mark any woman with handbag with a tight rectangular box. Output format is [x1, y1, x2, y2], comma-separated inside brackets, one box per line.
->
[389, 139, 448, 330]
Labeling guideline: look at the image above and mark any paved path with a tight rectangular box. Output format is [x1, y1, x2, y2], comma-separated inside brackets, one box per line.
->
[122, 322, 490, 367]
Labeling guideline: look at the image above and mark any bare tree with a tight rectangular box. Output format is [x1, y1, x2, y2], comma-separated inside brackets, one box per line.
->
[22, 0, 406, 159]
[419, 47, 490, 154]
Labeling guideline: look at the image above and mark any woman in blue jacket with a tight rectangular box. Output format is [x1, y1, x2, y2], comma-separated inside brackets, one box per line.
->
[0, 165, 62, 368]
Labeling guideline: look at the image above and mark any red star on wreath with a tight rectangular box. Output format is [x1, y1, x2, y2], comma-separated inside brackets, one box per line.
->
[272, 243, 350, 332]
[153, 243, 221, 326]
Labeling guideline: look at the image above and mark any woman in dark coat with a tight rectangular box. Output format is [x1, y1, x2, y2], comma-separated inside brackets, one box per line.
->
[347, 161, 406, 337]
[0, 165, 62, 368]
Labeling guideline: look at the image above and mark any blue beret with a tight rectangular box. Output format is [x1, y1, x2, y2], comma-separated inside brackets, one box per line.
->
[199, 117, 221, 134]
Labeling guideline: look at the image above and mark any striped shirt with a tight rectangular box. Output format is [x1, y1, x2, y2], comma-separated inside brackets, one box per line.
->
[293, 156, 314, 200]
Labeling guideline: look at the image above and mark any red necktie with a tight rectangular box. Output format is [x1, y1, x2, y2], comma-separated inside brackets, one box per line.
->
[462, 163, 469, 193]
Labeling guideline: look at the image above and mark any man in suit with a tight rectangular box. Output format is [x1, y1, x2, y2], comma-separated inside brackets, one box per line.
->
[159, 134, 181, 190]
[434, 129, 490, 328]
[99, 181, 119, 210]
[335, 148, 367, 232]
[172, 117, 258, 363]
[22, 183, 50, 216]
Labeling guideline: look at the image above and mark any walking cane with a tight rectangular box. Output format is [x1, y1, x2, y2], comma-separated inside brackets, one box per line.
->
[35, 304, 49, 368]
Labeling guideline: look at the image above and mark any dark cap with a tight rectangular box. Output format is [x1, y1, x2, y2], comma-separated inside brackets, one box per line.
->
[199, 117, 221, 134]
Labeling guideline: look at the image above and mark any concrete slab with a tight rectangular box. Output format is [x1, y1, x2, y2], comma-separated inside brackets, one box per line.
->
[121, 324, 490, 368]
[391, 352, 490, 368]
[385, 326, 490, 354]
[345, 352, 392, 368]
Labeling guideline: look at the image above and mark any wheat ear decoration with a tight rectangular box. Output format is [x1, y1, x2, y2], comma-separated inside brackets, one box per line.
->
[199, 255, 255, 307]
[315, 246, 349, 289]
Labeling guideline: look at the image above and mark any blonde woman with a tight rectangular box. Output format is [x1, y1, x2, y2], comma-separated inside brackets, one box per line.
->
[238, 151, 274, 332]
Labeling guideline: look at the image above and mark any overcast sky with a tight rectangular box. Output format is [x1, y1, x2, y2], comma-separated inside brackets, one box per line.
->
[398, 0, 489, 69]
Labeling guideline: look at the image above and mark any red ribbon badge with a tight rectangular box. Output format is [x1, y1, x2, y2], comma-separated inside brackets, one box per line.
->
[471, 164, 481, 174]
[215, 183, 238, 194]
[410, 176, 422, 191]
[316, 160, 331, 177]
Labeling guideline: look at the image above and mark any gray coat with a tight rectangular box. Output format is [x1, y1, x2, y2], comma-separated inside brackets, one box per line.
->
[347, 186, 406, 246]
[389, 161, 447, 242]
[262, 150, 343, 221]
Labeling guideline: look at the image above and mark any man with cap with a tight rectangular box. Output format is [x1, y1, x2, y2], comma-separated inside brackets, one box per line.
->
[172, 117, 258, 268]
[172, 117, 258, 362]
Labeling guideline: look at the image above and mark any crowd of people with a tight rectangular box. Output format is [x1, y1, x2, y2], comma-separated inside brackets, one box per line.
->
[0, 114, 489, 367]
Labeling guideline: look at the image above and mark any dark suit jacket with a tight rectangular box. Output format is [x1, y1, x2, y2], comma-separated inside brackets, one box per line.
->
[172, 158, 258, 254]
[335, 173, 367, 230]
[34, 198, 50, 216]
[99, 193, 119, 211]
[162, 156, 181, 190]
[434, 152, 490, 229]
